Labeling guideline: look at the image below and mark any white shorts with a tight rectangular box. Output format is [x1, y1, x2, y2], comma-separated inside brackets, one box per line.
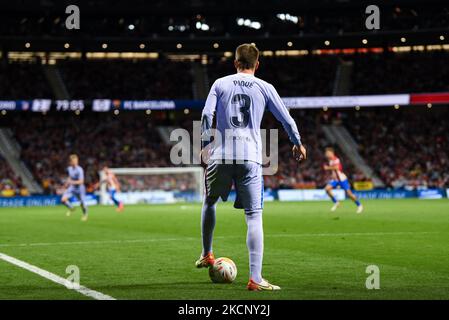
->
[63, 185, 87, 203]
[204, 160, 263, 211]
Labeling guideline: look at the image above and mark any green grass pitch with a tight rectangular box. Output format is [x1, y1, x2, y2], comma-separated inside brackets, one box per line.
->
[0, 199, 448, 300]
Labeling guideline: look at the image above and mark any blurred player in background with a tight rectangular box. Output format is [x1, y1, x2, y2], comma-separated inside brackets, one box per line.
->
[196, 43, 307, 291]
[96, 166, 124, 212]
[61, 154, 89, 221]
[324, 147, 363, 214]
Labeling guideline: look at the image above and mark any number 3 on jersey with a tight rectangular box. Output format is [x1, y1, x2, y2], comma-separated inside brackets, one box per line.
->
[230, 94, 251, 128]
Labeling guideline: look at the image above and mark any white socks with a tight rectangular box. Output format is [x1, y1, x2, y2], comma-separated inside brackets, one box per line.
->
[245, 209, 264, 283]
[201, 199, 264, 283]
[201, 197, 217, 256]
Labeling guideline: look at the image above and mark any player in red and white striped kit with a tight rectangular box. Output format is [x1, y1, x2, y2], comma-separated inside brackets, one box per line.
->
[324, 147, 363, 214]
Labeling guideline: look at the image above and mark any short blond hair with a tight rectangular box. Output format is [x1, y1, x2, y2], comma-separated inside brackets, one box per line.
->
[69, 154, 78, 161]
[235, 43, 259, 70]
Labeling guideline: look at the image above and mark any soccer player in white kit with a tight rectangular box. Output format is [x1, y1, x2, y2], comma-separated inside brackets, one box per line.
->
[61, 154, 89, 221]
[195, 44, 307, 291]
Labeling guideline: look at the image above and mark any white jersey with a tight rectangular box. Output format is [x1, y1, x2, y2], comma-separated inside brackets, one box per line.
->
[67, 165, 85, 191]
[201, 72, 301, 164]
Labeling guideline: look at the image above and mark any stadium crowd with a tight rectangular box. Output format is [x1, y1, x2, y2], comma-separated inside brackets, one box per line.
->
[0, 156, 28, 197]
[351, 51, 449, 94]
[1, 50, 449, 100]
[345, 107, 449, 189]
[59, 59, 194, 99]
[7, 113, 172, 194]
[262, 110, 360, 190]
[0, 60, 53, 99]
[0, 106, 448, 195]
[207, 55, 338, 97]
[1, 50, 449, 195]
[0, 110, 359, 195]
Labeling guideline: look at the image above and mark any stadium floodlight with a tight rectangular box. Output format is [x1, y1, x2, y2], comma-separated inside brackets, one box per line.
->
[236, 18, 262, 30]
[250, 21, 261, 30]
[98, 167, 204, 205]
[196, 22, 210, 31]
[168, 24, 188, 32]
[276, 13, 299, 24]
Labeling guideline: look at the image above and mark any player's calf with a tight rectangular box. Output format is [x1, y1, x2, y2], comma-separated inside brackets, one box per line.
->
[62, 197, 75, 216]
[346, 190, 363, 213]
[80, 202, 88, 221]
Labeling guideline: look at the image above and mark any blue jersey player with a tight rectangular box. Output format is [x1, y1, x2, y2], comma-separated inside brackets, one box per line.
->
[61, 154, 89, 221]
[195, 44, 307, 291]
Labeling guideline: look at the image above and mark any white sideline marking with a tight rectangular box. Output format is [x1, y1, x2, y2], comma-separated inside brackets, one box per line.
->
[0, 237, 196, 248]
[0, 232, 437, 248]
[266, 231, 438, 238]
[0, 252, 116, 300]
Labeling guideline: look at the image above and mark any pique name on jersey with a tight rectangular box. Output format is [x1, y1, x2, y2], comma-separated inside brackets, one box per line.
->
[233, 80, 254, 88]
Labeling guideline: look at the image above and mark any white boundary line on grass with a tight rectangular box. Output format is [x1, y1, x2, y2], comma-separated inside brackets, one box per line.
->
[0, 252, 116, 300]
[0, 232, 437, 248]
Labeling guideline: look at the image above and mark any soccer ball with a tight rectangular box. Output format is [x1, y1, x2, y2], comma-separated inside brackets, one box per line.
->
[209, 257, 237, 283]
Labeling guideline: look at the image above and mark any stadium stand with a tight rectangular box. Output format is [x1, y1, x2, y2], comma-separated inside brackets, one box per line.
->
[6, 113, 172, 194]
[0, 61, 53, 99]
[350, 51, 449, 94]
[344, 107, 449, 189]
[1, 51, 448, 100]
[0, 155, 27, 196]
[207, 55, 338, 97]
[1, 110, 367, 194]
[1, 51, 448, 194]
[58, 58, 194, 99]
